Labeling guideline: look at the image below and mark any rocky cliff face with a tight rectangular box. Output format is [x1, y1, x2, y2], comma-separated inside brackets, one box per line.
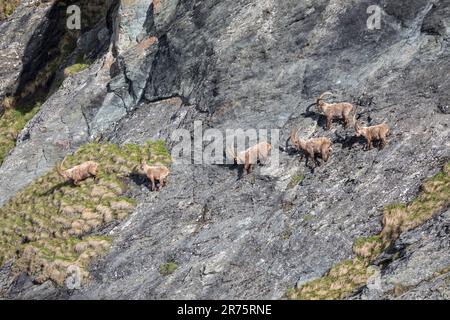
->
[0, 0, 449, 299]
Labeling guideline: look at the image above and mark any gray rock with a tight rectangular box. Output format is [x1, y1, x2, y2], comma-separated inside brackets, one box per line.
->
[0, 1, 53, 99]
[356, 209, 450, 300]
[439, 103, 450, 114]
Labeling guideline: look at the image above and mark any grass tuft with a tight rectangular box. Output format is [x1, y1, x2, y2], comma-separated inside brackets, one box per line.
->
[159, 261, 178, 276]
[0, 102, 42, 164]
[63, 63, 90, 78]
[353, 235, 382, 260]
[288, 174, 305, 188]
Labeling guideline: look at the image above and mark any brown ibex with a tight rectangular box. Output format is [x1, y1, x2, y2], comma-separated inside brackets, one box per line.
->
[315, 92, 354, 130]
[289, 129, 332, 167]
[227, 142, 272, 175]
[140, 160, 170, 191]
[353, 110, 390, 150]
[56, 157, 99, 186]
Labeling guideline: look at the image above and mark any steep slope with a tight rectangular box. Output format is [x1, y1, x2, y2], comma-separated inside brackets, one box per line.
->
[0, 0, 449, 299]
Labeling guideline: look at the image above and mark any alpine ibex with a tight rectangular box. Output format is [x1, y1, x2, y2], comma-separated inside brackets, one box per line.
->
[56, 157, 99, 186]
[289, 129, 332, 167]
[353, 111, 390, 150]
[315, 92, 354, 130]
[227, 142, 272, 175]
[140, 160, 170, 191]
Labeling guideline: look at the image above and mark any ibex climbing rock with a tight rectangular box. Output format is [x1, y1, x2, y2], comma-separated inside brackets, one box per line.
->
[315, 92, 354, 130]
[353, 111, 390, 150]
[140, 160, 170, 191]
[227, 142, 272, 175]
[289, 129, 333, 167]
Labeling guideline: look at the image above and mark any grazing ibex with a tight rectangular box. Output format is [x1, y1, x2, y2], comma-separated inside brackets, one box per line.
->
[140, 160, 170, 191]
[315, 92, 354, 130]
[289, 129, 332, 167]
[227, 142, 272, 175]
[353, 111, 390, 150]
[56, 157, 99, 186]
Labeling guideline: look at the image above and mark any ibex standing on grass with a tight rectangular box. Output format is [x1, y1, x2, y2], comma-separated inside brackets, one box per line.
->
[140, 160, 170, 191]
[289, 129, 333, 167]
[227, 142, 272, 175]
[353, 110, 390, 150]
[315, 92, 355, 130]
[56, 157, 99, 186]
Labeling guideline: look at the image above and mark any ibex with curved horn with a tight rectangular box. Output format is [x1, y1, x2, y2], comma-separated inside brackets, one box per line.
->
[353, 108, 390, 150]
[56, 157, 99, 186]
[227, 142, 272, 175]
[315, 92, 354, 130]
[289, 129, 332, 167]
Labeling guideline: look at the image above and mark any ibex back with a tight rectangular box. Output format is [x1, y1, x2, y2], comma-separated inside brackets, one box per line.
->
[227, 142, 272, 175]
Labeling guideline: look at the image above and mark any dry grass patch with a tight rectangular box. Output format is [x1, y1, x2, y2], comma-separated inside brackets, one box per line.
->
[1, 96, 16, 110]
[353, 235, 383, 260]
[287, 258, 374, 300]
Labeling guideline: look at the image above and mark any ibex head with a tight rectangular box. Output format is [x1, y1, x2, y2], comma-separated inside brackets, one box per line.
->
[140, 159, 149, 171]
[290, 128, 305, 149]
[352, 107, 362, 136]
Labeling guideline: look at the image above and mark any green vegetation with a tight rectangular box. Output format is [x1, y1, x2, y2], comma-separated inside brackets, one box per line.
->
[159, 261, 178, 276]
[288, 162, 450, 300]
[353, 235, 382, 260]
[0, 0, 20, 20]
[287, 258, 374, 300]
[288, 174, 305, 188]
[64, 63, 89, 77]
[0, 102, 42, 164]
[0, 140, 171, 285]
[145, 139, 172, 165]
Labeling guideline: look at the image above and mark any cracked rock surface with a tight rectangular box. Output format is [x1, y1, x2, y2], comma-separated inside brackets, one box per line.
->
[0, 0, 450, 299]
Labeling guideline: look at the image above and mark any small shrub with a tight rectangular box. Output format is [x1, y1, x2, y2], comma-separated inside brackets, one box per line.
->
[159, 261, 177, 276]
[1, 96, 15, 109]
[288, 175, 305, 188]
